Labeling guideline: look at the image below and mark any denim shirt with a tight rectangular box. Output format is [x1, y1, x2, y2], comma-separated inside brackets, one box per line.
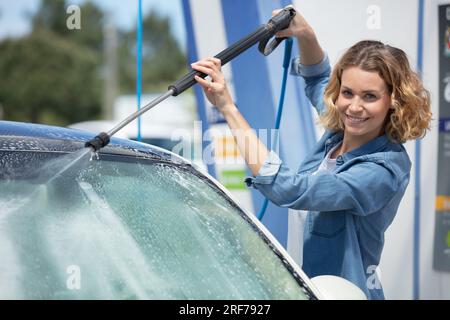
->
[245, 55, 411, 300]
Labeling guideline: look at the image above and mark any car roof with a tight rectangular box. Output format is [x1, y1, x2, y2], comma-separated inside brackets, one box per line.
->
[0, 120, 188, 164]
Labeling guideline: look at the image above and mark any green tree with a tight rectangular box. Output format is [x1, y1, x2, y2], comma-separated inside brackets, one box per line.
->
[33, 0, 104, 53]
[0, 0, 186, 125]
[32, 0, 68, 35]
[0, 0, 104, 125]
[118, 10, 187, 93]
[0, 30, 101, 125]
[33, 0, 187, 94]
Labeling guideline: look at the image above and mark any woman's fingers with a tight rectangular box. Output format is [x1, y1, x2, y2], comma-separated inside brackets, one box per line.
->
[192, 57, 222, 73]
[206, 57, 222, 70]
[191, 57, 233, 109]
[191, 63, 216, 79]
[192, 57, 227, 93]
[272, 9, 282, 17]
[276, 30, 289, 38]
[192, 59, 222, 75]
[194, 74, 219, 91]
[191, 58, 224, 83]
[272, 6, 306, 38]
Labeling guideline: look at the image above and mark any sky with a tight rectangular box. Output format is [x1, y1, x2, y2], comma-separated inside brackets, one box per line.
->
[0, 0, 186, 49]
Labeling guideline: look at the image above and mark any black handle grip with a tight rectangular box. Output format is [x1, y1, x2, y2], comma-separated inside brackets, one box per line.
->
[169, 7, 296, 96]
[268, 6, 296, 33]
[169, 27, 271, 96]
[169, 69, 207, 97]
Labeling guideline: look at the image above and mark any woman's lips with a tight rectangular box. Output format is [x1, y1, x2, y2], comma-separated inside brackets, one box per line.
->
[345, 114, 369, 124]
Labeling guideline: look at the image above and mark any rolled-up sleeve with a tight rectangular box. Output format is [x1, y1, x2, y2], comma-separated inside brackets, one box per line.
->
[290, 54, 331, 115]
[290, 54, 331, 78]
[245, 151, 282, 187]
[248, 159, 403, 217]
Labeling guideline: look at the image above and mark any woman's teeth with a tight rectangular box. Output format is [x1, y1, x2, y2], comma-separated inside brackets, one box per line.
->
[346, 114, 369, 123]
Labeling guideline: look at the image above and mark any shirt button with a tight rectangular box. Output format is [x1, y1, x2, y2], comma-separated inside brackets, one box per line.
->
[245, 177, 254, 187]
[336, 156, 344, 165]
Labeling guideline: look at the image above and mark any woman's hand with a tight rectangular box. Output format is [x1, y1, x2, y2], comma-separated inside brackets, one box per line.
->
[273, 6, 314, 40]
[273, 6, 324, 66]
[191, 57, 235, 113]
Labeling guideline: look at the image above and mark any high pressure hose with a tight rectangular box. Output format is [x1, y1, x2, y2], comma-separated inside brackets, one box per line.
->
[85, 6, 296, 151]
[257, 38, 293, 221]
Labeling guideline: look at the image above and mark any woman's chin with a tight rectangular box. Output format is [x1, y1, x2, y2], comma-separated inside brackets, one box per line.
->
[344, 126, 367, 137]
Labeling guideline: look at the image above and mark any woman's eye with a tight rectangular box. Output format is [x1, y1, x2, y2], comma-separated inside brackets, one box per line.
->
[342, 90, 352, 97]
[364, 94, 377, 101]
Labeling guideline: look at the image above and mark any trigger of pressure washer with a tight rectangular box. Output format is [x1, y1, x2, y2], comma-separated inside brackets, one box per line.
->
[268, 6, 296, 32]
[258, 6, 296, 56]
[85, 132, 110, 151]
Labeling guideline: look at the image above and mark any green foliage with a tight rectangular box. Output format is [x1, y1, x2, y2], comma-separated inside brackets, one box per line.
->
[32, 0, 68, 35]
[0, 30, 101, 125]
[0, 0, 187, 125]
[118, 11, 187, 93]
[33, 0, 103, 50]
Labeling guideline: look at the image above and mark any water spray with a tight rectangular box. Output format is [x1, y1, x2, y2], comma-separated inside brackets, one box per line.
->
[85, 7, 296, 152]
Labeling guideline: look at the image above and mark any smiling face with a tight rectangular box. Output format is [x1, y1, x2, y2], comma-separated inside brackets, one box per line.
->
[336, 66, 392, 146]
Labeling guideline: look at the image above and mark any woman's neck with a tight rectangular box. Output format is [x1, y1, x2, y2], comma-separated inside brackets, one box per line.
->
[331, 130, 385, 159]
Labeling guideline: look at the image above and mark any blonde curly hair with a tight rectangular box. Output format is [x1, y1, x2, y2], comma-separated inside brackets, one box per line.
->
[321, 40, 432, 143]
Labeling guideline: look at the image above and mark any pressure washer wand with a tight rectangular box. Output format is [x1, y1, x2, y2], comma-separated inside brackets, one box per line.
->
[169, 7, 296, 97]
[86, 7, 296, 152]
[85, 90, 174, 151]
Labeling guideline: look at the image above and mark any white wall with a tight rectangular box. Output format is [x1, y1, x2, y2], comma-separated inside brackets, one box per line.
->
[293, 0, 448, 299]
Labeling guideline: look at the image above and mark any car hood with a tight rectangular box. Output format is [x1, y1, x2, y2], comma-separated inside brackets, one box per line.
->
[0, 120, 188, 164]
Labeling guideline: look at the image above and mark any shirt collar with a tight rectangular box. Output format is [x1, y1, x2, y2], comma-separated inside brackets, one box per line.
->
[326, 131, 391, 164]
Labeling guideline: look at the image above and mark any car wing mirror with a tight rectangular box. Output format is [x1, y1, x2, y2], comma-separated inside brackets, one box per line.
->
[310, 275, 367, 300]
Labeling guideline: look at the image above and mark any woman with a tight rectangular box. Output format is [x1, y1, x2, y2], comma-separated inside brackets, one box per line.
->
[191, 8, 432, 299]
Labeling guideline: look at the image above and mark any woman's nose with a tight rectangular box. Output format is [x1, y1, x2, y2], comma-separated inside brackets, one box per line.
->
[348, 98, 364, 112]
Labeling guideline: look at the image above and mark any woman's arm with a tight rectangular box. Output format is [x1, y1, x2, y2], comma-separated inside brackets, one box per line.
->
[252, 158, 407, 216]
[220, 105, 270, 176]
[274, 7, 324, 66]
[192, 58, 269, 176]
[191, 7, 324, 176]
[276, 9, 330, 114]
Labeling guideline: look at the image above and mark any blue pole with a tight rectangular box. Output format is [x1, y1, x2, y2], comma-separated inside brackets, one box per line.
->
[258, 38, 293, 221]
[136, 0, 143, 142]
[413, 0, 424, 300]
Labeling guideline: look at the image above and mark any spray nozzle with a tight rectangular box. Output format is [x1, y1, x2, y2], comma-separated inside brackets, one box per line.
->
[85, 132, 110, 151]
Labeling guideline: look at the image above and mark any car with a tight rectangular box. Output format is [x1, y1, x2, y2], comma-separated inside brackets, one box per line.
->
[0, 120, 365, 300]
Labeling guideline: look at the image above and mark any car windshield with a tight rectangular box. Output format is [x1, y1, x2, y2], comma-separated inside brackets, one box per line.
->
[0, 148, 313, 300]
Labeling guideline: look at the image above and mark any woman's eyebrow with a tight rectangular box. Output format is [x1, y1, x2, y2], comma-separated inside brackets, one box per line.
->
[341, 85, 382, 94]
